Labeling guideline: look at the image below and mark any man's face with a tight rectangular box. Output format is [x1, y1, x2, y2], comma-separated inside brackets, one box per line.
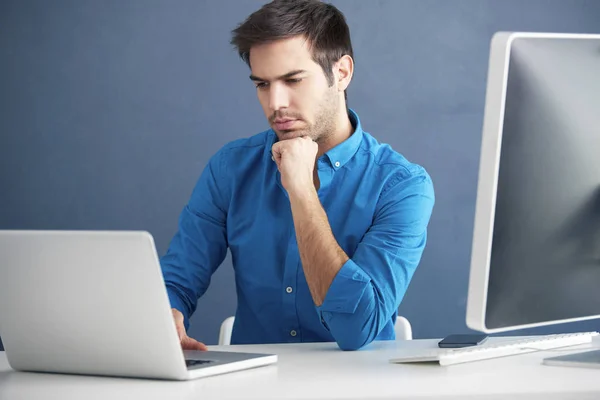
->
[248, 36, 339, 142]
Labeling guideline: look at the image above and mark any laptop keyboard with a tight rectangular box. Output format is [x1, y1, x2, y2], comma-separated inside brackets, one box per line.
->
[186, 359, 214, 369]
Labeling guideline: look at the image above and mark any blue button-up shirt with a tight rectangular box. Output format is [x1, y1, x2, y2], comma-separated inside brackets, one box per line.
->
[160, 109, 434, 350]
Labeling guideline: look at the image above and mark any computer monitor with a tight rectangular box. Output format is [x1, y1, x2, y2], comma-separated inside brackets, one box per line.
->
[466, 32, 600, 364]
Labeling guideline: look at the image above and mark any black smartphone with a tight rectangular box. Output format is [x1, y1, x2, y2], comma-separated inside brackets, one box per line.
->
[438, 334, 489, 348]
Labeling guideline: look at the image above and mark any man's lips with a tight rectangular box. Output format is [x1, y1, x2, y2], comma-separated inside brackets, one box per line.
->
[273, 119, 298, 130]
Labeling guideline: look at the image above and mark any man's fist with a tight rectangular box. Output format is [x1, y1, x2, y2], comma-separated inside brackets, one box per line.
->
[271, 137, 318, 195]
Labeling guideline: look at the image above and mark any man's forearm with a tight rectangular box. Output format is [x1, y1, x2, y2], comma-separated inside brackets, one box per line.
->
[288, 188, 349, 306]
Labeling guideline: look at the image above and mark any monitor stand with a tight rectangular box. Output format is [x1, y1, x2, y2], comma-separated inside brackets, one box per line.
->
[543, 349, 600, 369]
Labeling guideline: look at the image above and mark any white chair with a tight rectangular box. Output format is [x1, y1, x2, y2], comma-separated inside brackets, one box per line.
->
[217, 315, 412, 345]
[394, 316, 413, 340]
[218, 316, 235, 346]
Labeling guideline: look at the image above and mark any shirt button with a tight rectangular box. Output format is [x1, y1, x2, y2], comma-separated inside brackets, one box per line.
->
[334, 161, 341, 168]
[286, 286, 293, 293]
[290, 330, 297, 337]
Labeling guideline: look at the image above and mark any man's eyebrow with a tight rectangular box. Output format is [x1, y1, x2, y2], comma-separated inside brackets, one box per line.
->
[249, 70, 307, 82]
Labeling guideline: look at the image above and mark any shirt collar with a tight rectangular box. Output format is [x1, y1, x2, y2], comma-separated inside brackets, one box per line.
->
[322, 108, 363, 169]
[264, 108, 364, 169]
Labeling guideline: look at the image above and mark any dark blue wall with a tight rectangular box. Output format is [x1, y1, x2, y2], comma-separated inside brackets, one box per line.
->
[1, 0, 599, 350]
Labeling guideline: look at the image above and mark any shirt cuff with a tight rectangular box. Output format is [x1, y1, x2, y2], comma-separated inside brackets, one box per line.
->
[318, 259, 371, 314]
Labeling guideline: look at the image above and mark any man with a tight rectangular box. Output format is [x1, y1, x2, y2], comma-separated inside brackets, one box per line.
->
[160, 0, 435, 351]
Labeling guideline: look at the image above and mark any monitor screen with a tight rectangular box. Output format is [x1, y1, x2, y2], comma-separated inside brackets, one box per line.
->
[467, 32, 600, 333]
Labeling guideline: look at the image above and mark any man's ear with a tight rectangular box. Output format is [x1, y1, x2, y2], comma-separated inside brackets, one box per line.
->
[335, 54, 354, 92]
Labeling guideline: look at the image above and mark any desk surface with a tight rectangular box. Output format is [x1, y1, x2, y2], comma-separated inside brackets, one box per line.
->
[1, 336, 599, 400]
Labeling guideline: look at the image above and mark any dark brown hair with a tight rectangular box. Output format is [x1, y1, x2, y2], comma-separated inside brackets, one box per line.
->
[230, 0, 353, 90]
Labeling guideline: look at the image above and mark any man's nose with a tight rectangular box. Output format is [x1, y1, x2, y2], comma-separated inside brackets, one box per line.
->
[269, 83, 290, 112]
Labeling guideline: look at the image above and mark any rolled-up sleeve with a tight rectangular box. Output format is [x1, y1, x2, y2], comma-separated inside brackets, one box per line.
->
[317, 169, 435, 351]
[160, 149, 230, 329]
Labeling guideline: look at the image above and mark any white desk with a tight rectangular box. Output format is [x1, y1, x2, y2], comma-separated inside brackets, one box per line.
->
[1, 336, 599, 400]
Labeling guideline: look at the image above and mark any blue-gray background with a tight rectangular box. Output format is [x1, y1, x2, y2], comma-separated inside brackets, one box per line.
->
[1, 0, 599, 351]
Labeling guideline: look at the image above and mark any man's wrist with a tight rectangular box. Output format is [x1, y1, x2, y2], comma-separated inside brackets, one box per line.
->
[287, 183, 319, 205]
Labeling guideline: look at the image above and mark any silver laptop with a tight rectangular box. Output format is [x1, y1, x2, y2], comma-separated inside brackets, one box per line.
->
[0, 230, 277, 380]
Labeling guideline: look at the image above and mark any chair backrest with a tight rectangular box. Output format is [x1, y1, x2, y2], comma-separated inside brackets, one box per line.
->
[394, 316, 413, 340]
[217, 315, 413, 345]
[218, 316, 235, 346]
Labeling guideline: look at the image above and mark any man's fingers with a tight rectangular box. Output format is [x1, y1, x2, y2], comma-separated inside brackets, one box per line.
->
[271, 149, 282, 170]
[181, 336, 208, 351]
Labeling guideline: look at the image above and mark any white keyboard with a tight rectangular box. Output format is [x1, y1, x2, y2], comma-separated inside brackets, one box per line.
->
[389, 332, 599, 366]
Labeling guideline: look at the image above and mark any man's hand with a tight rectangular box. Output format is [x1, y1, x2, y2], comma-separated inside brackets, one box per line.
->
[272, 136, 318, 195]
[172, 308, 207, 351]
[272, 136, 349, 307]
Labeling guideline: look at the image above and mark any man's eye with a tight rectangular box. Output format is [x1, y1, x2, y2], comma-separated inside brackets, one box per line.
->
[255, 82, 268, 89]
[286, 78, 302, 84]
